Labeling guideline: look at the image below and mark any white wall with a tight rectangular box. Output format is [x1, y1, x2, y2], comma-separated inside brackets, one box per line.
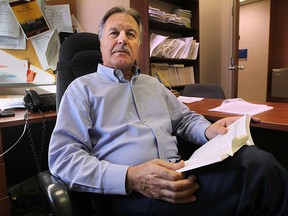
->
[77, 0, 129, 33]
[238, 0, 270, 101]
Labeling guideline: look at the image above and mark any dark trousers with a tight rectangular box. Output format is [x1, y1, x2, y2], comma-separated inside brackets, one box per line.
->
[91, 146, 288, 216]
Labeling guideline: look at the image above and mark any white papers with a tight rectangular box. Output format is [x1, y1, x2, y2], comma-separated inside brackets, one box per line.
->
[0, 1, 26, 49]
[0, 1, 19, 37]
[150, 33, 199, 60]
[45, 29, 60, 70]
[0, 50, 28, 84]
[177, 96, 204, 103]
[43, 4, 73, 33]
[0, 95, 25, 111]
[148, 6, 191, 28]
[29, 64, 55, 84]
[150, 33, 168, 57]
[31, 30, 53, 70]
[30, 4, 72, 70]
[209, 98, 274, 115]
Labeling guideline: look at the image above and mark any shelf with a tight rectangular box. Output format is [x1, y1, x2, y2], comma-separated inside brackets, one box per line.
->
[150, 57, 196, 65]
[130, 0, 199, 82]
[149, 19, 197, 34]
[159, 0, 198, 7]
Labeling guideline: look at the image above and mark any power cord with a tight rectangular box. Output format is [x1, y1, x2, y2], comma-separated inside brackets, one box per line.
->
[0, 111, 28, 158]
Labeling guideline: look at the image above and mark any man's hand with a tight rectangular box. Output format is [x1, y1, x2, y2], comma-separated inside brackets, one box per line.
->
[126, 159, 199, 204]
[205, 116, 261, 140]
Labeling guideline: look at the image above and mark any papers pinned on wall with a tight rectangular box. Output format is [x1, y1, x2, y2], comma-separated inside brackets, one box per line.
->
[0, 50, 55, 84]
[0, 0, 80, 73]
[0, 50, 28, 84]
[0, 1, 26, 50]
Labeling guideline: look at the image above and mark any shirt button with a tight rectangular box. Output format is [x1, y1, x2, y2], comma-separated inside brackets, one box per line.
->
[157, 131, 160, 136]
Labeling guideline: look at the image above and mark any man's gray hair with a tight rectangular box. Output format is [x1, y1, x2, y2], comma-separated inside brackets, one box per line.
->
[98, 6, 143, 42]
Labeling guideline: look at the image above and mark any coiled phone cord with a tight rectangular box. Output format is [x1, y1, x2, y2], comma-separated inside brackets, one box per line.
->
[25, 109, 47, 174]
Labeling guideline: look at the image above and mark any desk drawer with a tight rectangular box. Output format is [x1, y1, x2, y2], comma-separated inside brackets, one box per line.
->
[0, 163, 8, 198]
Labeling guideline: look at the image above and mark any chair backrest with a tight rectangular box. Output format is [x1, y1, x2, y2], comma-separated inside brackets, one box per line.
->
[181, 83, 226, 99]
[55, 32, 102, 110]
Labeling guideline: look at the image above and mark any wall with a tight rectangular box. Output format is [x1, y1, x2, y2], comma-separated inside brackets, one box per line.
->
[238, 0, 270, 101]
[77, 0, 129, 33]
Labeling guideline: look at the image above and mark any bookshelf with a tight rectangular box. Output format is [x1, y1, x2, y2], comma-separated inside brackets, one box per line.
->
[130, 0, 200, 89]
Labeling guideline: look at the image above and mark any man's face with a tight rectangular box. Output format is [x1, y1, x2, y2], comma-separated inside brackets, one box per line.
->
[100, 13, 141, 72]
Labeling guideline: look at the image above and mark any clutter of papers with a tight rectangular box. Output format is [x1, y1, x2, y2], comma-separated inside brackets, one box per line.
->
[149, 6, 191, 28]
[209, 98, 274, 115]
[0, 0, 82, 84]
[150, 33, 199, 60]
[0, 50, 55, 84]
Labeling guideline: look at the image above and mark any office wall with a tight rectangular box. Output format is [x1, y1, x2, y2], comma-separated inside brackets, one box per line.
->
[238, 0, 270, 101]
[77, 0, 129, 33]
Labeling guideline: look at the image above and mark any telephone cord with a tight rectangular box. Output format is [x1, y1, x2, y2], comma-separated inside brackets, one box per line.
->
[0, 110, 28, 158]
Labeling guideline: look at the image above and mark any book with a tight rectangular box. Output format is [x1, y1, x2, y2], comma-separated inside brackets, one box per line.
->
[177, 114, 254, 172]
[9, 0, 50, 39]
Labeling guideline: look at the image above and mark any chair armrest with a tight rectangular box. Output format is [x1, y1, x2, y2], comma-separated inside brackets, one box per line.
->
[37, 170, 74, 216]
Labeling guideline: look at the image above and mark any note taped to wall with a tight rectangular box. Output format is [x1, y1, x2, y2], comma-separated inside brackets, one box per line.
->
[0, 50, 28, 84]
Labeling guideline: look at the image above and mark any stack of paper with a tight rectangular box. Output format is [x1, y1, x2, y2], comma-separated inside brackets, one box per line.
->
[150, 33, 199, 60]
[148, 5, 190, 27]
[174, 9, 192, 28]
[209, 98, 273, 115]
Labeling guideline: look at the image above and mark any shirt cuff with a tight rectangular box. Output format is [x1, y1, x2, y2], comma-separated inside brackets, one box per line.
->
[104, 164, 130, 195]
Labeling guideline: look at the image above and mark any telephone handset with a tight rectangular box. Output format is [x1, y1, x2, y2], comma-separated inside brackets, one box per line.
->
[24, 89, 56, 113]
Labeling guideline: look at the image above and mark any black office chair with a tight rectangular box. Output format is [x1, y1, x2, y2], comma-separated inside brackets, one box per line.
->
[37, 32, 102, 216]
[37, 32, 198, 216]
[181, 83, 226, 99]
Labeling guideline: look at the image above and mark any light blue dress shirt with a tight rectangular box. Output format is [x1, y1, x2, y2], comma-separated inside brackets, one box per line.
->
[48, 64, 211, 195]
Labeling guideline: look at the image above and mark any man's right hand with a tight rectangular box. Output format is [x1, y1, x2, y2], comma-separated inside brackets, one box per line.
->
[126, 159, 199, 204]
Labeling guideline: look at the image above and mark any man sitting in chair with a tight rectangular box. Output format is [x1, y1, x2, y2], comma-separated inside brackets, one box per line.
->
[49, 6, 288, 215]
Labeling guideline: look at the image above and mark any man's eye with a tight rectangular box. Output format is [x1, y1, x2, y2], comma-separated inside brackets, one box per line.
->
[127, 32, 136, 38]
[110, 32, 119, 36]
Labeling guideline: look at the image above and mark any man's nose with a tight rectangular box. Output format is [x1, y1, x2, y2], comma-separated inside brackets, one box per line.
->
[117, 32, 127, 45]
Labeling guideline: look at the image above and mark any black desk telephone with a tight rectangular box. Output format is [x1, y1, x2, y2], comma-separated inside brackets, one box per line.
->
[24, 89, 56, 113]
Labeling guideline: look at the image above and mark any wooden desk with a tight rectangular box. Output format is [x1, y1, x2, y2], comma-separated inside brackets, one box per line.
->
[186, 98, 288, 168]
[0, 110, 57, 216]
[185, 98, 288, 132]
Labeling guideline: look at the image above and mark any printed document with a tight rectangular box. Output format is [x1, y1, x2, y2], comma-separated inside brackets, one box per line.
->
[209, 98, 273, 115]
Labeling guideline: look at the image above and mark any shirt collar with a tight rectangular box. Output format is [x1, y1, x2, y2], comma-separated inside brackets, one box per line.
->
[97, 64, 141, 83]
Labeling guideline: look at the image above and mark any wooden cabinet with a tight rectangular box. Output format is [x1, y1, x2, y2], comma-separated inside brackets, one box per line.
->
[267, 0, 288, 102]
[130, 0, 200, 88]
